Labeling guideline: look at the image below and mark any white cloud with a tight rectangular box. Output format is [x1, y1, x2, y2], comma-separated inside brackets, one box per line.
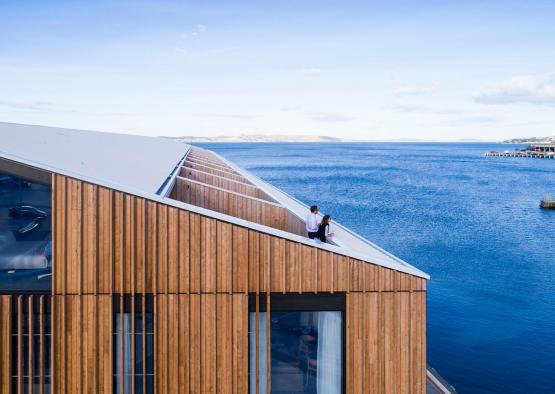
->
[180, 24, 208, 39]
[474, 73, 555, 105]
[301, 67, 321, 76]
[0, 100, 53, 111]
[308, 112, 355, 122]
[394, 85, 435, 96]
[196, 113, 261, 120]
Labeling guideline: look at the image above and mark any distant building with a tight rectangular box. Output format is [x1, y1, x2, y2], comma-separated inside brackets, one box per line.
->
[0, 123, 430, 393]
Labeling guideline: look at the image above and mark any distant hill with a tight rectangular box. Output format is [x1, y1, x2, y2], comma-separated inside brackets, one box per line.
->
[165, 134, 349, 143]
[503, 135, 555, 144]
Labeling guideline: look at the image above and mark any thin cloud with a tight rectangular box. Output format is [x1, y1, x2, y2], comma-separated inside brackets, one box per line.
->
[0, 100, 53, 111]
[180, 23, 208, 39]
[196, 113, 261, 120]
[386, 104, 460, 115]
[280, 105, 301, 112]
[394, 85, 435, 96]
[387, 104, 428, 113]
[301, 67, 321, 76]
[308, 112, 355, 122]
[474, 73, 555, 105]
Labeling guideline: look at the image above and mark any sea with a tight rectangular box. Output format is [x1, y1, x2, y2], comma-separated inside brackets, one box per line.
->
[197, 142, 555, 394]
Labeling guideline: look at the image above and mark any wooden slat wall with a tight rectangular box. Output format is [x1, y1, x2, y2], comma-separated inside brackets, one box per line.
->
[170, 177, 307, 236]
[53, 174, 425, 296]
[184, 162, 251, 184]
[185, 158, 242, 176]
[347, 292, 426, 394]
[52, 295, 112, 394]
[50, 173, 427, 394]
[154, 294, 247, 394]
[178, 168, 274, 202]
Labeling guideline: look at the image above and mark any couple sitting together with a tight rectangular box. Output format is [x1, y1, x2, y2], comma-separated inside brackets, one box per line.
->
[306, 205, 334, 243]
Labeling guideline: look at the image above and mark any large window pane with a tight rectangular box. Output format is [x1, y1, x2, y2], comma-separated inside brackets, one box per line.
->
[0, 171, 52, 291]
[249, 309, 343, 394]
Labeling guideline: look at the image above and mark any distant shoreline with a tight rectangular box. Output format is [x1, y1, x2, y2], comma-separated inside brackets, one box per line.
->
[164, 136, 496, 143]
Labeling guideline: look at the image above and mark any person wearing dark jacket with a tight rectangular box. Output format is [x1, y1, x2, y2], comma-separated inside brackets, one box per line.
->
[316, 215, 334, 242]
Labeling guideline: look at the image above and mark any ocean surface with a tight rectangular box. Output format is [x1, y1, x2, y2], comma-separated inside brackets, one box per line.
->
[198, 142, 555, 394]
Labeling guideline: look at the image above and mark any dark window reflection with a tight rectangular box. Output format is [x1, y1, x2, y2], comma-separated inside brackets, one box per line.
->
[249, 310, 343, 394]
[0, 172, 52, 291]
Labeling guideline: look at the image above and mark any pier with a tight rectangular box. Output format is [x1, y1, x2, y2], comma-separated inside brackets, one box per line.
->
[486, 143, 555, 159]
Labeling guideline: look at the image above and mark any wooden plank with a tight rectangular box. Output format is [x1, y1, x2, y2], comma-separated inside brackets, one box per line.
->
[0, 296, 11, 394]
[178, 295, 190, 394]
[98, 187, 114, 294]
[399, 292, 411, 394]
[201, 218, 217, 293]
[232, 294, 247, 394]
[265, 294, 270, 394]
[285, 242, 299, 293]
[39, 296, 45, 394]
[216, 295, 232, 394]
[189, 295, 201, 393]
[178, 210, 190, 293]
[232, 226, 249, 293]
[383, 292, 396, 394]
[270, 237, 285, 293]
[217, 221, 233, 293]
[167, 207, 179, 293]
[28, 296, 34, 394]
[168, 295, 179, 394]
[17, 296, 22, 394]
[201, 295, 216, 394]
[98, 296, 112, 393]
[157, 204, 168, 295]
[189, 214, 201, 294]
[54, 175, 66, 294]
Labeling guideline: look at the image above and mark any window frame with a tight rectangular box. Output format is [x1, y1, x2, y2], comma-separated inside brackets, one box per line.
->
[248, 292, 346, 394]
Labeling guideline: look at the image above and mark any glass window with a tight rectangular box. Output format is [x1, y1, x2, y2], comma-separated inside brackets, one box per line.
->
[249, 295, 344, 394]
[0, 171, 52, 291]
[113, 296, 154, 394]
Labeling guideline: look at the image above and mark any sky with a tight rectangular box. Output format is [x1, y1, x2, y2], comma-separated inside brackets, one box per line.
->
[1, 0, 555, 141]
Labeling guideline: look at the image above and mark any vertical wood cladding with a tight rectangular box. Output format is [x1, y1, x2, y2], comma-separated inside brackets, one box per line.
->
[53, 175, 425, 296]
[48, 173, 427, 393]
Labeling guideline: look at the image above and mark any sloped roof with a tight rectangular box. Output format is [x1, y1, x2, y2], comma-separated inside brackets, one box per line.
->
[0, 122, 187, 193]
[0, 122, 429, 279]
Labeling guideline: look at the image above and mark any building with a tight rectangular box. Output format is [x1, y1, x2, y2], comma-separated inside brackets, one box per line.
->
[0, 122, 430, 393]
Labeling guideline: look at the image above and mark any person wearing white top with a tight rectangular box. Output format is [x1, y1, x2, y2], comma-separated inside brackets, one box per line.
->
[306, 205, 319, 239]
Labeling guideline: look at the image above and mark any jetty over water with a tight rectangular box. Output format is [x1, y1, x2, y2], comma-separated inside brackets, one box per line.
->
[486, 143, 555, 159]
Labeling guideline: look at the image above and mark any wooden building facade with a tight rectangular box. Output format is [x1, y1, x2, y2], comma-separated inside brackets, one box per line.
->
[0, 124, 428, 393]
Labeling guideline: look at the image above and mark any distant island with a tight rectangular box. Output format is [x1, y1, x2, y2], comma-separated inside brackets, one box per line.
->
[164, 134, 489, 143]
[164, 134, 352, 143]
[503, 135, 555, 144]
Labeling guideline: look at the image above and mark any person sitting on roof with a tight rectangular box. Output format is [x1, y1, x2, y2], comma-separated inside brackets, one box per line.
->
[306, 205, 319, 239]
[316, 215, 334, 243]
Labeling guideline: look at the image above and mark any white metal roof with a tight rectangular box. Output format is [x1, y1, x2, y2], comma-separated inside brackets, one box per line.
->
[0, 122, 187, 193]
[0, 122, 429, 279]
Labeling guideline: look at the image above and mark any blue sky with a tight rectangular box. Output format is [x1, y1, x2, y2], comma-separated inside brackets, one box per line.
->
[1, 0, 554, 140]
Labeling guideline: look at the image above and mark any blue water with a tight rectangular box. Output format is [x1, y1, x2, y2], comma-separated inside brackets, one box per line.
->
[198, 142, 555, 394]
